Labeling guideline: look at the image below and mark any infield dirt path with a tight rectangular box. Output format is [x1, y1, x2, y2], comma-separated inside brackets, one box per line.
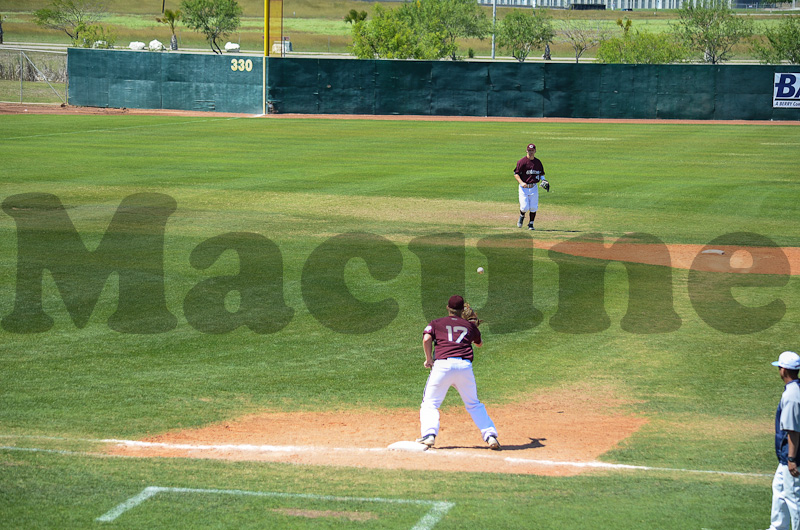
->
[109, 386, 647, 477]
[3, 102, 800, 125]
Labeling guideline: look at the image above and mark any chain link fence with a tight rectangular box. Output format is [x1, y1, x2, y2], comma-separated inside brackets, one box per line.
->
[0, 48, 67, 104]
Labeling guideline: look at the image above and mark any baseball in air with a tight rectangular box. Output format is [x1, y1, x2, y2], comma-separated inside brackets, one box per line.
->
[477, 267, 485, 274]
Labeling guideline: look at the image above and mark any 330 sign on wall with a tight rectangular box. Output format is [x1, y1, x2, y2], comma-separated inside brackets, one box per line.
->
[231, 58, 253, 72]
[773, 73, 800, 108]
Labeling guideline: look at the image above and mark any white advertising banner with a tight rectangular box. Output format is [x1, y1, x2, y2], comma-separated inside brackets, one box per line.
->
[774, 73, 800, 108]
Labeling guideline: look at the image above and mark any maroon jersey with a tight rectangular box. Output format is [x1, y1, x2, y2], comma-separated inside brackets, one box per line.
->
[423, 316, 481, 361]
[515, 156, 545, 185]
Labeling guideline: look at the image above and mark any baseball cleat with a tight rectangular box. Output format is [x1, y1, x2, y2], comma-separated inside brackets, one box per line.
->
[486, 435, 501, 450]
[517, 215, 524, 228]
[416, 434, 436, 447]
[527, 222, 535, 230]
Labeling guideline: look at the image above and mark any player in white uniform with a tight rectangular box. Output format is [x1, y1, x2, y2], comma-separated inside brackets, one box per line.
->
[514, 143, 549, 230]
[416, 295, 500, 450]
[770, 351, 800, 530]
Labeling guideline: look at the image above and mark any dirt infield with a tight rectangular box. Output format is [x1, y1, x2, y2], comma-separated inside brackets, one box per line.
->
[109, 386, 646, 477]
[0, 102, 252, 118]
[536, 241, 800, 276]
[3, 102, 799, 125]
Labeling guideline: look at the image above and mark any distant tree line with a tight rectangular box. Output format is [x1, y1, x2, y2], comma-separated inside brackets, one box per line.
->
[349, 0, 800, 64]
[25, 0, 800, 64]
[31, 0, 243, 54]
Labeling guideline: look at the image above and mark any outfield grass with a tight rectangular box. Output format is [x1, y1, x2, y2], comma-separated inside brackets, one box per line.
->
[0, 115, 798, 527]
[1, 449, 770, 529]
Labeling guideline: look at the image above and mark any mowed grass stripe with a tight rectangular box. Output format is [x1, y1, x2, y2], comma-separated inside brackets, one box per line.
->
[2, 116, 797, 241]
[0, 446, 772, 529]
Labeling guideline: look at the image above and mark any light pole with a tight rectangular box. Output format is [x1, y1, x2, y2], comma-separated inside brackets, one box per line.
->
[491, 0, 497, 59]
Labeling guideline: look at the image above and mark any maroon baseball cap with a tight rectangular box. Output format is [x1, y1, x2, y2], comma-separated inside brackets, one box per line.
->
[448, 295, 465, 311]
[527, 143, 536, 150]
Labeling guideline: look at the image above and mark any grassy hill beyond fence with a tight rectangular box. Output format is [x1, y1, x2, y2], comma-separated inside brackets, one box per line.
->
[0, 0, 796, 58]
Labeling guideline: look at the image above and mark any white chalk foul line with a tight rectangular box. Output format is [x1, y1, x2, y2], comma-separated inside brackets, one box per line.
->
[0, 445, 90, 457]
[0, 435, 771, 478]
[103, 439, 772, 478]
[502, 457, 770, 478]
[101, 438, 391, 454]
[95, 486, 455, 530]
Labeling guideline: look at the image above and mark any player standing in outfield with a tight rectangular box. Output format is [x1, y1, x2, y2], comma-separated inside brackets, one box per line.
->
[769, 350, 800, 530]
[514, 143, 550, 230]
[416, 295, 500, 450]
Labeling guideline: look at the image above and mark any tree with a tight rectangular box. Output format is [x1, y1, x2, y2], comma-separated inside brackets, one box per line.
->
[33, 0, 106, 46]
[596, 18, 688, 64]
[343, 9, 367, 25]
[350, 0, 488, 61]
[156, 8, 181, 50]
[180, 0, 242, 54]
[753, 15, 800, 65]
[351, 5, 415, 59]
[497, 9, 555, 62]
[558, 15, 607, 64]
[78, 22, 116, 48]
[418, 0, 490, 61]
[673, 0, 754, 64]
[351, 4, 445, 60]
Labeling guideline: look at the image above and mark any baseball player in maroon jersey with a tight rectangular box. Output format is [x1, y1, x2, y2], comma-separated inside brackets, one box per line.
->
[515, 143, 550, 230]
[416, 295, 500, 450]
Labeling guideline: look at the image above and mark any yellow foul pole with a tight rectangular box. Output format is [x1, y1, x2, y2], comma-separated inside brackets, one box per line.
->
[268, 0, 269, 114]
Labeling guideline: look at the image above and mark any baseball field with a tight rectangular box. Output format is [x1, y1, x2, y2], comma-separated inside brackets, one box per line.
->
[1, 110, 799, 528]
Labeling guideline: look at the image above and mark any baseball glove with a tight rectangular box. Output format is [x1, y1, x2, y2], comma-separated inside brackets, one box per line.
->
[540, 179, 550, 192]
[461, 303, 483, 327]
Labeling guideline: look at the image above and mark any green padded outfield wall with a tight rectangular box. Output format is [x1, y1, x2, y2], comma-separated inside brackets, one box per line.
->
[68, 49, 800, 120]
[68, 48, 263, 114]
[267, 58, 799, 120]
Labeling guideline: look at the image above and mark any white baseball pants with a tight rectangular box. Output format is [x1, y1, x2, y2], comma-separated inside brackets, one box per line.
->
[769, 465, 800, 530]
[771, 464, 800, 530]
[420, 357, 497, 441]
[518, 184, 539, 213]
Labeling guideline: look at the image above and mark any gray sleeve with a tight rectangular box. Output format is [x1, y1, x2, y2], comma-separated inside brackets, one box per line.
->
[781, 399, 800, 432]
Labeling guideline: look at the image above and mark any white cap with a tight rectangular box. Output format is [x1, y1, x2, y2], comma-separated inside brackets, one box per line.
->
[772, 351, 800, 370]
